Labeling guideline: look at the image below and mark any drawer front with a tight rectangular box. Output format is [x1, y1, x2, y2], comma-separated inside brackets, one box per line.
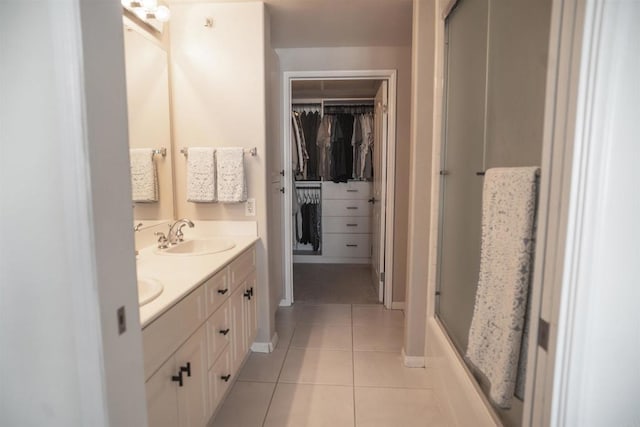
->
[142, 286, 206, 380]
[323, 199, 372, 217]
[323, 234, 372, 258]
[323, 216, 371, 234]
[206, 301, 231, 369]
[205, 267, 230, 317]
[322, 181, 371, 200]
[229, 246, 256, 291]
[208, 346, 232, 415]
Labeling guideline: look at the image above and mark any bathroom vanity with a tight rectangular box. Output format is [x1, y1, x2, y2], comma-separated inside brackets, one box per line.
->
[137, 236, 258, 427]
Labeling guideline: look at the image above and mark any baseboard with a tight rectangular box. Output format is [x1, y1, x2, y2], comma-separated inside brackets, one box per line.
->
[391, 302, 405, 310]
[428, 318, 500, 427]
[279, 298, 292, 307]
[402, 348, 426, 368]
[250, 332, 279, 353]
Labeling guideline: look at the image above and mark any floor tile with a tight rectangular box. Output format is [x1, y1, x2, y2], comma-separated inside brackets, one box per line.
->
[237, 348, 287, 383]
[276, 322, 296, 349]
[290, 322, 353, 350]
[293, 303, 352, 325]
[294, 264, 378, 304]
[209, 381, 275, 427]
[354, 351, 436, 389]
[352, 305, 404, 328]
[354, 387, 451, 427]
[353, 325, 403, 352]
[280, 348, 353, 386]
[275, 306, 296, 325]
[264, 383, 355, 427]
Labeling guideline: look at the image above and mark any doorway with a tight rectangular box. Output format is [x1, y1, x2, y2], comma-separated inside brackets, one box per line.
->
[282, 70, 397, 309]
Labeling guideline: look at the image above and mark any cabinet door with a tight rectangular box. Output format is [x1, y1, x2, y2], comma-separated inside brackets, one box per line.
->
[175, 325, 209, 427]
[229, 285, 247, 373]
[244, 271, 258, 349]
[146, 358, 179, 427]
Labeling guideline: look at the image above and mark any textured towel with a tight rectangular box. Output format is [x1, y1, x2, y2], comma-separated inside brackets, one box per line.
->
[465, 166, 539, 409]
[187, 147, 216, 202]
[216, 147, 247, 203]
[130, 148, 158, 202]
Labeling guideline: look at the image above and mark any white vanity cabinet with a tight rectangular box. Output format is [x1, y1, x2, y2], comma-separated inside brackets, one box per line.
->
[143, 244, 257, 427]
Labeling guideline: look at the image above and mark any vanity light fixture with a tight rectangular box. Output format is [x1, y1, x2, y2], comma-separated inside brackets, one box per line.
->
[122, 0, 171, 23]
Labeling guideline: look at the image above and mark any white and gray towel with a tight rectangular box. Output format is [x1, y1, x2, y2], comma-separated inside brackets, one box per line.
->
[465, 166, 539, 409]
[187, 147, 216, 202]
[216, 147, 247, 203]
[130, 148, 158, 202]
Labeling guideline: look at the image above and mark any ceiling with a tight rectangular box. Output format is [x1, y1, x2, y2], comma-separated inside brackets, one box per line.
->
[168, 0, 413, 48]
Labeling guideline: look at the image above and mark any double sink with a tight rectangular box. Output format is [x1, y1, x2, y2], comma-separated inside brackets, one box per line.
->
[137, 236, 236, 306]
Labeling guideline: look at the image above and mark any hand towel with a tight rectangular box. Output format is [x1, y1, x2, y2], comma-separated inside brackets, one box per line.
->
[130, 148, 158, 202]
[216, 147, 247, 203]
[465, 166, 540, 409]
[187, 147, 216, 202]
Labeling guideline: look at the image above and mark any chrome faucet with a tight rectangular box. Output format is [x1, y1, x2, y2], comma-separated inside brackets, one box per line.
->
[167, 218, 195, 245]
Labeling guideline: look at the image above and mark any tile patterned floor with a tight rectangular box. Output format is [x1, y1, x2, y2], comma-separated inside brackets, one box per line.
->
[209, 304, 454, 427]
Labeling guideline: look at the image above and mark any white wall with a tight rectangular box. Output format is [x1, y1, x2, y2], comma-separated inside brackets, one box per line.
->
[275, 46, 412, 303]
[169, 2, 274, 344]
[0, 1, 147, 425]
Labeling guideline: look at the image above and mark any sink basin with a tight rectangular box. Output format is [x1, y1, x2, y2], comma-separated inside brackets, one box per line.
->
[157, 238, 236, 256]
[138, 277, 163, 306]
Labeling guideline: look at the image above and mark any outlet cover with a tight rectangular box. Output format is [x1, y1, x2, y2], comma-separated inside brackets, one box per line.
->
[245, 198, 256, 216]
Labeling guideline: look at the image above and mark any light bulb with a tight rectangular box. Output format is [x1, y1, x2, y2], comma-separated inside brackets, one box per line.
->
[134, 7, 147, 20]
[142, 0, 158, 9]
[154, 5, 171, 22]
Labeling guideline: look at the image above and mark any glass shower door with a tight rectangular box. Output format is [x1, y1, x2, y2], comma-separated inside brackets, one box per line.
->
[436, 0, 489, 353]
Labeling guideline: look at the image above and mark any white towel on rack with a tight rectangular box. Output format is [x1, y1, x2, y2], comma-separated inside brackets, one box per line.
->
[187, 147, 216, 203]
[216, 147, 247, 203]
[130, 148, 158, 202]
[465, 166, 539, 409]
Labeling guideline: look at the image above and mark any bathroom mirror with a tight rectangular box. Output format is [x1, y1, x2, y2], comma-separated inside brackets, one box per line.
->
[123, 18, 175, 225]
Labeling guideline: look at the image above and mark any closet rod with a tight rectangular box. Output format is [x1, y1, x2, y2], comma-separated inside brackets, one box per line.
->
[179, 147, 257, 157]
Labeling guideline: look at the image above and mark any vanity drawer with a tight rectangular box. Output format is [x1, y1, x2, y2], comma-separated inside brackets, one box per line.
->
[229, 247, 255, 291]
[208, 346, 232, 415]
[205, 267, 230, 316]
[206, 300, 231, 369]
[323, 199, 372, 217]
[142, 286, 205, 381]
[322, 181, 371, 200]
[323, 216, 371, 234]
[323, 234, 372, 258]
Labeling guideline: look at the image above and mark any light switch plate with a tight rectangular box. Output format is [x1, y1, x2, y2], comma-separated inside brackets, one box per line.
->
[245, 198, 256, 216]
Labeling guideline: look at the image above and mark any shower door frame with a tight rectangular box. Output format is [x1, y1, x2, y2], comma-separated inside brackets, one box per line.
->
[281, 69, 398, 309]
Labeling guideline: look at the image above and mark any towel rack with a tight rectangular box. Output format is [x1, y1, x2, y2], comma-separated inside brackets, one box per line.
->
[152, 148, 167, 157]
[180, 147, 257, 158]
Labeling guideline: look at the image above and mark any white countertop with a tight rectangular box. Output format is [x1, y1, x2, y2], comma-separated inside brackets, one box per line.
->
[136, 235, 259, 328]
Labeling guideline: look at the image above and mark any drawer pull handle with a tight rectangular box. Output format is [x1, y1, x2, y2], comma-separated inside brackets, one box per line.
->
[346, 244, 358, 248]
[243, 290, 252, 300]
[346, 224, 358, 227]
[346, 207, 358, 210]
[346, 189, 358, 192]
[220, 374, 231, 382]
[172, 371, 184, 387]
[219, 328, 230, 336]
[249, 287, 254, 297]
[217, 288, 228, 295]
[180, 362, 191, 377]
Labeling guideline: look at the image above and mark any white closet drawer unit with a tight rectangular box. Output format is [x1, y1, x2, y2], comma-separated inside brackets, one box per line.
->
[322, 181, 372, 200]
[206, 301, 231, 369]
[323, 199, 371, 217]
[323, 234, 371, 258]
[323, 216, 371, 234]
[204, 267, 229, 317]
[229, 247, 256, 291]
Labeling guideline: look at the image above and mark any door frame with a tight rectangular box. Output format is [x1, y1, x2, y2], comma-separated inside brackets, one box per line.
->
[281, 69, 398, 309]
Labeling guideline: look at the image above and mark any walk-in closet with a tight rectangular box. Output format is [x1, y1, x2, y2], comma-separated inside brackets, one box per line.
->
[289, 79, 388, 304]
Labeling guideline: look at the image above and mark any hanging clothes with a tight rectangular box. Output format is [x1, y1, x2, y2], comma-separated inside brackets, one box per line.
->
[351, 115, 363, 179]
[359, 113, 374, 180]
[300, 111, 321, 180]
[294, 186, 322, 253]
[291, 112, 308, 179]
[316, 115, 332, 181]
[330, 114, 355, 183]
